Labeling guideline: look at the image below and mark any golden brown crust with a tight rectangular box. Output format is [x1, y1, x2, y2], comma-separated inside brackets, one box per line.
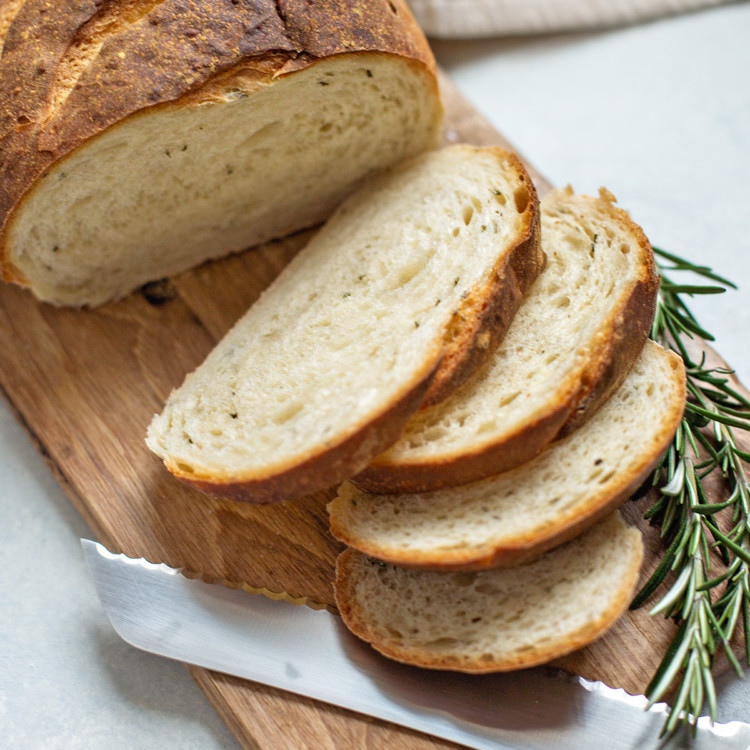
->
[351, 397, 570, 494]
[334, 527, 644, 672]
[332, 346, 686, 570]
[0, 0, 436, 281]
[163, 356, 442, 504]
[152, 144, 535, 506]
[0, 0, 27, 53]
[557, 191, 660, 436]
[352, 188, 659, 495]
[420, 150, 544, 408]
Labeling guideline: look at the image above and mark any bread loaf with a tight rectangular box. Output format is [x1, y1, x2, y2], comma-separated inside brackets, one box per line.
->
[147, 144, 543, 504]
[329, 340, 685, 569]
[335, 511, 643, 672]
[0, 0, 442, 306]
[353, 186, 659, 494]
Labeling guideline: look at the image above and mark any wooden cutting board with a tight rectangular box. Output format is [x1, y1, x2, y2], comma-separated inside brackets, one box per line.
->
[1, 71, 748, 750]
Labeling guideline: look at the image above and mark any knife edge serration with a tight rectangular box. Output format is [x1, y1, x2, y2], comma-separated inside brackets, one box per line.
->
[81, 539, 336, 613]
[80, 539, 750, 748]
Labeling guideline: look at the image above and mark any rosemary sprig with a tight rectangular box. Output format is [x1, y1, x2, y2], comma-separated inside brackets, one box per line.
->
[632, 246, 750, 734]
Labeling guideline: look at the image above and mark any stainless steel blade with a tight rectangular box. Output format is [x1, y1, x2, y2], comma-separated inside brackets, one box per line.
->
[82, 539, 750, 750]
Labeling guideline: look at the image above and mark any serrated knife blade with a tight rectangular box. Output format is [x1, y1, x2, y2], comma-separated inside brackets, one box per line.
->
[82, 539, 750, 750]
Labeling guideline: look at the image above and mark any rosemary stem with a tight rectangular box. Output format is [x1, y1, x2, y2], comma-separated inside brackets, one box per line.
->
[634, 247, 750, 736]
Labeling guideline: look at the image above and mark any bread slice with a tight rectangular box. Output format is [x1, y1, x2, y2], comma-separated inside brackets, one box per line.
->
[0, 1, 442, 306]
[329, 340, 685, 568]
[146, 145, 543, 504]
[335, 511, 643, 672]
[352, 186, 659, 494]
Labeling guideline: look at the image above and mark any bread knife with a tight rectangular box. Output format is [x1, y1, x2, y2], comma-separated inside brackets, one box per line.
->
[82, 539, 750, 750]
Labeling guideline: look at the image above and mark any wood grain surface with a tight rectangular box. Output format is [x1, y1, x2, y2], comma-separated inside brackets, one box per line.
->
[1, 71, 748, 749]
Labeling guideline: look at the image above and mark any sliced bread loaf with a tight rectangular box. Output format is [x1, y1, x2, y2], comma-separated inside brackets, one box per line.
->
[352, 186, 659, 494]
[146, 145, 543, 504]
[329, 340, 685, 568]
[335, 511, 643, 672]
[0, 1, 442, 306]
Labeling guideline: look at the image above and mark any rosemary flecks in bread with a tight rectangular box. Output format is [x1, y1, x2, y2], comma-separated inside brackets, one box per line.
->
[147, 145, 543, 504]
[329, 340, 685, 568]
[353, 186, 658, 493]
[334, 511, 643, 672]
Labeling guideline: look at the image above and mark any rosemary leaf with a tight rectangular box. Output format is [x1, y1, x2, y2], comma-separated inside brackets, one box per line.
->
[659, 283, 727, 296]
[652, 246, 737, 287]
[686, 403, 750, 431]
[630, 535, 681, 608]
[633, 246, 750, 736]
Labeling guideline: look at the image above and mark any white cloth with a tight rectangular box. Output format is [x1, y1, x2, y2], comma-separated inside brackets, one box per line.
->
[408, 0, 737, 38]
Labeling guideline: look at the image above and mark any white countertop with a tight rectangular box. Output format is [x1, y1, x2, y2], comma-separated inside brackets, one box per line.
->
[2, 4, 749, 748]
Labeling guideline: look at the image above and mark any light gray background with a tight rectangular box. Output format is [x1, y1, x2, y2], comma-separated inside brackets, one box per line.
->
[1, 3, 749, 747]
